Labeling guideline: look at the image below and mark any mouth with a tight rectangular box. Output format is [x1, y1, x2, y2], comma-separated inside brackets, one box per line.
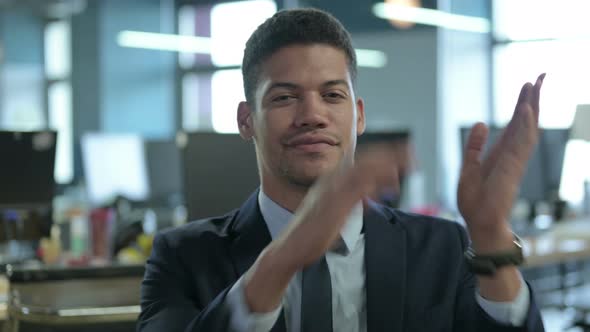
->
[286, 135, 338, 153]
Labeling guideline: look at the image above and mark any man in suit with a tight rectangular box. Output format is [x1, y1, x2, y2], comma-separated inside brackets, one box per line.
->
[138, 8, 545, 332]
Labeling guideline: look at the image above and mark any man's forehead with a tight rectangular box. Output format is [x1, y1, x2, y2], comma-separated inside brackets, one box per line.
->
[252, 44, 354, 100]
[262, 59, 351, 85]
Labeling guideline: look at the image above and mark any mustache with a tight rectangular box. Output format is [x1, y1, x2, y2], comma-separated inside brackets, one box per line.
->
[282, 129, 341, 146]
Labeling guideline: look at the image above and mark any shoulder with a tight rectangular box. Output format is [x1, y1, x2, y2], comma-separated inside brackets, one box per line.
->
[154, 209, 239, 251]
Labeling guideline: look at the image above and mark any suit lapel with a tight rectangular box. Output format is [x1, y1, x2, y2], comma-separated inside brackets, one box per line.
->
[228, 193, 408, 332]
[228, 190, 286, 332]
[364, 202, 407, 332]
[229, 190, 273, 276]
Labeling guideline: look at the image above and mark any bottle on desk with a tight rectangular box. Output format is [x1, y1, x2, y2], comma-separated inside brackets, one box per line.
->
[39, 224, 62, 265]
[70, 211, 89, 258]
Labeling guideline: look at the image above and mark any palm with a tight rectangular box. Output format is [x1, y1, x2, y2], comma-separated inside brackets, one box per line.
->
[458, 74, 545, 233]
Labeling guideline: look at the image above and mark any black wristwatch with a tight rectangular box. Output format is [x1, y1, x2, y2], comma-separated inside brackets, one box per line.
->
[464, 233, 525, 276]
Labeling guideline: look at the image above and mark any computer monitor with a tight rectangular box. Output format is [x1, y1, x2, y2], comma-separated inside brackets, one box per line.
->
[459, 127, 569, 204]
[0, 130, 57, 208]
[541, 129, 570, 199]
[144, 139, 182, 205]
[181, 132, 259, 221]
[81, 133, 150, 206]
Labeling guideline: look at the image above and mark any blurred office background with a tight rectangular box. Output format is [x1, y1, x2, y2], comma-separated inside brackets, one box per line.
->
[0, 0, 589, 331]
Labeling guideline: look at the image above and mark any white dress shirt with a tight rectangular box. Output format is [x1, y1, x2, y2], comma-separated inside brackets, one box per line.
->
[225, 190, 530, 332]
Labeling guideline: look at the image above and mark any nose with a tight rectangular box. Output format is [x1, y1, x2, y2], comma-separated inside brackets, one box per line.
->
[293, 93, 328, 129]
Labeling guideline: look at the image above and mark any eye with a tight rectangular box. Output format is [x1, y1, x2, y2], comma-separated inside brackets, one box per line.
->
[271, 95, 296, 103]
[323, 92, 346, 101]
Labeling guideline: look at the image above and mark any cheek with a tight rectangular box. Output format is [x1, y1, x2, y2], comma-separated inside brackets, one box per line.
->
[256, 114, 287, 155]
[334, 112, 356, 136]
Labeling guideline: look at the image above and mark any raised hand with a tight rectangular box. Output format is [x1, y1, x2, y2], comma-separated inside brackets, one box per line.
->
[244, 145, 401, 312]
[458, 73, 545, 253]
[276, 145, 401, 268]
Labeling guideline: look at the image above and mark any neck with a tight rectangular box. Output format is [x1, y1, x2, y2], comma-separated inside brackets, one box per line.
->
[260, 177, 310, 213]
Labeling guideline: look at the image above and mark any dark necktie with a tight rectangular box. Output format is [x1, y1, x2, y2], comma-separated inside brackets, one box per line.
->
[301, 255, 333, 332]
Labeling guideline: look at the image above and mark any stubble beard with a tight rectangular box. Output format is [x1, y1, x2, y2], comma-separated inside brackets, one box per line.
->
[279, 149, 351, 188]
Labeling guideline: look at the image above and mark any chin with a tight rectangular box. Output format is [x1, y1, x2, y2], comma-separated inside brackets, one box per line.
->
[287, 174, 319, 188]
[283, 160, 338, 187]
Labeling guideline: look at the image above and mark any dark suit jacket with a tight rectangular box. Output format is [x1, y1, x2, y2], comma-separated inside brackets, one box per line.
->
[137, 190, 544, 332]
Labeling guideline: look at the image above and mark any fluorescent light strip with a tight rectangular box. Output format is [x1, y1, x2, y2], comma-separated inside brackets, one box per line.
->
[355, 49, 387, 68]
[372, 3, 490, 33]
[117, 31, 212, 54]
[118, 31, 387, 68]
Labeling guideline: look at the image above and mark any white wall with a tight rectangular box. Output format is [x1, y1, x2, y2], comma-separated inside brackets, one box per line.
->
[352, 28, 440, 206]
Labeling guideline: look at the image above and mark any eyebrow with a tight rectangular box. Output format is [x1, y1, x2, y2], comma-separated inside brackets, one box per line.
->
[321, 80, 349, 90]
[266, 82, 299, 94]
[265, 79, 350, 95]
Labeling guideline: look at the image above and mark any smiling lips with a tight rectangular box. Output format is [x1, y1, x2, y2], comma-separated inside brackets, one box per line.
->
[286, 134, 338, 153]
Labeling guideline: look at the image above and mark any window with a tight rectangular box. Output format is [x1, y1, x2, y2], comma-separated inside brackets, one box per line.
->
[493, 40, 590, 128]
[493, 0, 590, 41]
[211, 69, 244, 133]
[45, 20, 71, 79]
[44, 20, 73, 184]
[493, 1, 590, 206]
[48, 82, 73, 185]
[210, 0, 277, 67]
[182, 73, 201, 131]
[179, 1, 277, 132]
[0, 65, 44, 130]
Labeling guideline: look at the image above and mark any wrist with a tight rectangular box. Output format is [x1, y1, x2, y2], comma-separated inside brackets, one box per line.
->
[468, 224, 515, 254]
[244, 243, 298, 312]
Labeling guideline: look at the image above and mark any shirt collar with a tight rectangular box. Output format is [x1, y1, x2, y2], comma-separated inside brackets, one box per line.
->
[258, 189, 363, 254]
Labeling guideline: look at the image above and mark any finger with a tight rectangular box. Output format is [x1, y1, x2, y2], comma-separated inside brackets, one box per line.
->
[509, 102, 538, 163]
[516, 81, 533, 112]
[512, 79, 540, 151]
[482, 82, 532, 176]
[516, 83, 534, 121]
[486, 104, 537, 198]
[490, 105, 537, 182]
[457, 123, 487, 210]
[463, 122, 488, 169]
[531, 73, 546, 123]
[514, 77, 542, 132]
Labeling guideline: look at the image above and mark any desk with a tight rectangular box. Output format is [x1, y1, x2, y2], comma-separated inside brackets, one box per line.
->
[523, 218, 590, 268]
[521, 218, 590, 328]
[4, 264, 144, 332]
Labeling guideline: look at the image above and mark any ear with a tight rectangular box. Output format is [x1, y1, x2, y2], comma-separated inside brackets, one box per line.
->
[237, 101, 255, 140]
[356, 97, 366, 136]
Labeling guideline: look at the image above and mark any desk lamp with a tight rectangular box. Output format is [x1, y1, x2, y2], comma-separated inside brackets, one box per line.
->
[570, 104, 590, 215]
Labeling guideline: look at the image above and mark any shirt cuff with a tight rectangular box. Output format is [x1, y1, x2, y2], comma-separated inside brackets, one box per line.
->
[226, 276, 283, 332]
[475, 273, 530, 326]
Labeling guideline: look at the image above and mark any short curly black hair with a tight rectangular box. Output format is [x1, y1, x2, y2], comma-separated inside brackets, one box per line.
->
[242, 8, 357, 104]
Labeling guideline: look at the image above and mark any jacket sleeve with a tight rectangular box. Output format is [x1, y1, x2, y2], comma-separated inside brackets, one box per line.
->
[136, 232, 234, 332]
[452, 224, 545, 332]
